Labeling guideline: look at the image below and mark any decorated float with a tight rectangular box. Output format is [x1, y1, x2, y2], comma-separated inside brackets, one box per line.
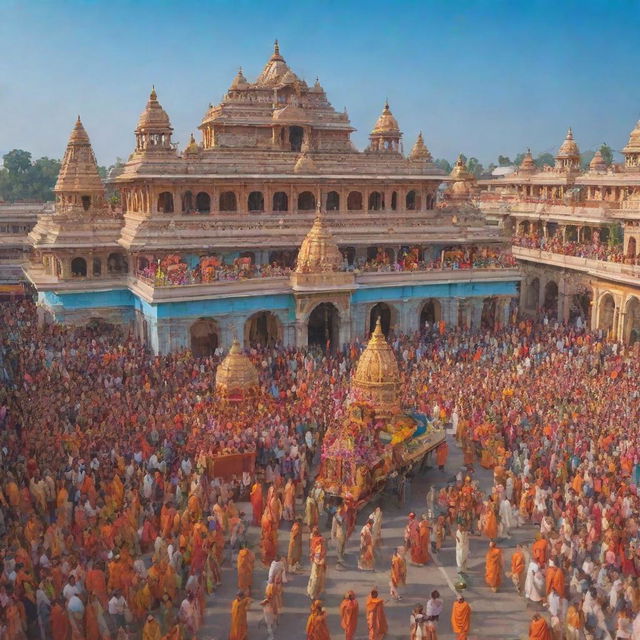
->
[316, 318, 445, 505]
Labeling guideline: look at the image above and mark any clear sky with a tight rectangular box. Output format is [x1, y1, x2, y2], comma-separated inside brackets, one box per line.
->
[1, 0, 639, 167]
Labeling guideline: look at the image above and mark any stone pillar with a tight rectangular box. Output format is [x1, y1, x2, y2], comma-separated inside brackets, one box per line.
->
[295, 320, 307, 348]
[500, 297, 512, 327]
[339, 317, 351, 348]
[470, 298, 483, 330]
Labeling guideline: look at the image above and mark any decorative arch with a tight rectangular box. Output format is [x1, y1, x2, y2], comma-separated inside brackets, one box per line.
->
[297, 191, 316, 211]
[190, 318, 219, 357]
[244, 311, 282, 347]
[195, 192, 211, 213]
[107, 253, 128, 274]
[248, 191, 264, 212]
[307, 302, 340, 352]
[182, 191, 194, 212]
[326, 191, 340, 211]
[406, 190, 417, 210]
[71, 257, 87, 277]
[368, 302, 393, 336]
[347, 191, 363, 210]
[273, 191, 288, 212]
[368, 191, 384, 211]
[420, 299, 442, 329]
[157, 191, 174, 213]
[219, 191, 237, 212]
[598, 293, 616, 336]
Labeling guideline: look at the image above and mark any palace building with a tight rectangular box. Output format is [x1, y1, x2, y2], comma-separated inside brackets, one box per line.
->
[475, 121, 640, 343]
[25, 42, 518, 354]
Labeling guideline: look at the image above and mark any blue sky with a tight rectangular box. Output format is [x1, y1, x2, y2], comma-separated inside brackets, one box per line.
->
[1, 0, 639, 166]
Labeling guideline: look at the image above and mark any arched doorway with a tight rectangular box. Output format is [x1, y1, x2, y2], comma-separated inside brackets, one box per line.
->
[598, 294, 616, 336]
[628, 237, 637, 259]
[298, 191, 315, 211]
[157, 192, 174, 213]
[182, 191, 193, 212]
[71, 257, 87, 277]
[420, 299, 441, 330]
[273, 191, 288, 212]
[341, 246, 355, 266]
[326, 191, 340, 211]
[543, 281, 558, 318]
[369, 302, 391, 336]
[195, 192, 211, 213]
[347, 191, 363, 210]
[248, 191, 264, 212]
[307, 303, 339, 352]
[245, 311, 281, 347]
[289, 126, 304, 152]
[368, 191, 383, 211]
[481, 297, 497, 330]
[569, 290, 592, 326]
[219, 191, 237, 212]
[624, 297, 640, 344]
[190, 318, 219, 357]
[526, 277, 540, 310]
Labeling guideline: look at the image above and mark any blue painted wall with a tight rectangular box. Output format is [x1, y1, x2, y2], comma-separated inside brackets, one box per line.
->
[351, 280, 518, 303]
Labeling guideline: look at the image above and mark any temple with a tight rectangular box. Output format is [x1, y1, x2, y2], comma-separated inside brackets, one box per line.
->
[25, 41, 519, 353]
[477, 121, 640, 343]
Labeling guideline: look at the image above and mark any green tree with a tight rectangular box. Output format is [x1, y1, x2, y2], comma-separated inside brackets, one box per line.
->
[599, 143, 613, 165]
[513, 152, 525, 167]
[466, 157, 484, 177]
[434, 158, 452, 173]
[534, 153, 555, 168]
[0, 150, 61, 202]
[497, 155, 512, 166]
[608, 222, 624, 248]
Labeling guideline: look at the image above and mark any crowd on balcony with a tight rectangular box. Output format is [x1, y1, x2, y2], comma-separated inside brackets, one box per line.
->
[137, 255, 292, 286]
[513, 234, 640, 265]
[360, 246, 517, 272]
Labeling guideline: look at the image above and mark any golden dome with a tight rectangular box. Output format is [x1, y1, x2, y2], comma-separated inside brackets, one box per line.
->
[371, 101, 400, 135]
[519, 148, 536, 173]
[352, 317, 400, 417]
[136, 86, 172, 132]
[55, 117, 105, 195]
[556, 127, 580, 158]
[184, 133, 200, 155]
[215, 339, 259, 398]
[624, 120, 640, 153]
[409, 132, 432, 161]
[295, 207, 343, 273]
[450, 154, 472, 181]
[589, 150, 607, 172]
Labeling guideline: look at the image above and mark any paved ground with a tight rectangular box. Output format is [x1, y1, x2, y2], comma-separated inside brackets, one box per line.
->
[202, 442, 542, 639]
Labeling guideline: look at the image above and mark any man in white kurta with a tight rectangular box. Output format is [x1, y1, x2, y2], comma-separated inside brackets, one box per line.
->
[455, 524, 469, 572]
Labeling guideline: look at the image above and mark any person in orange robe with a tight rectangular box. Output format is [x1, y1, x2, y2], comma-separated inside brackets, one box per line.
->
[85, 562, 108, 607]
[250, 481, 263, 526]
[485, 541, 503, 592]
[510, 543, 526, 594]
[482, 502, 498, 539]
[531, 535, 549, 565]
[451, 595, 471, 640]
[306, 600, 331, 640]
[545, 560, 565, 598]
[51, 600, 70, 640]
[389, 547, 406, 600]
[260, 511, 277, 568]
[228, 591, 250, 640]
[142, 614, 162, 640]
[236, 546, 255, 595]
[528, 613, 551, 640]
[340, 591, 358, 640]
[436, 441, 449, 471]
[365, 589, 388, 640]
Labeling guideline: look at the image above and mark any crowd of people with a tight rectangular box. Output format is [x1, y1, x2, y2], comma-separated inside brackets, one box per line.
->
[1, 298, 640, 639]
[514, 233, 639, 265]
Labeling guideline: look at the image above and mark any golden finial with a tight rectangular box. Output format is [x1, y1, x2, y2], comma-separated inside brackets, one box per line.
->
[274, 39, 280, 55]
[150, 85, 157, 100]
